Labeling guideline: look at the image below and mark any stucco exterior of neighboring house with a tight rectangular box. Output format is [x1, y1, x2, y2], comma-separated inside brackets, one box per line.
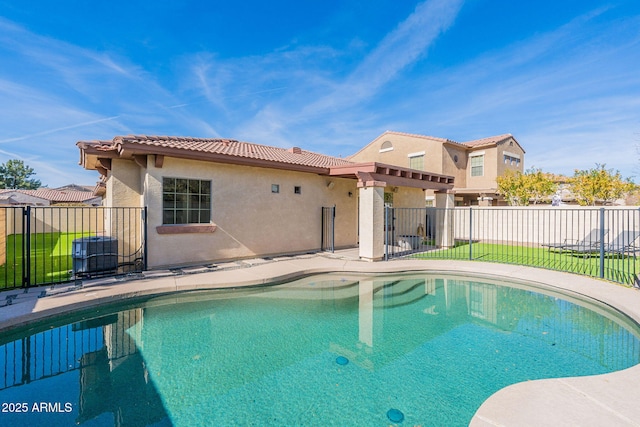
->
[349, 131, 525, 206]
[77, 135, 455, 268]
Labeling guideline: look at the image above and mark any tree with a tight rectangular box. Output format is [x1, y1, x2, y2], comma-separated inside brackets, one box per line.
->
[0, 159, 42, 189]
[569, 164, 634, 206]
[526, 168, 557, 205]
[496, 168, 557, 206]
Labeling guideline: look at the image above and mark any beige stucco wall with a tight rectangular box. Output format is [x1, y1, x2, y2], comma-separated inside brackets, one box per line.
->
[453, 206, 637, 246]
[387, 187, 426, 208]
[5, 207, 106, 235]
[106, 159, 143, 208]
[103, 160, 144, 263]
[466, 138, 525, 192]
[141, 156, 359, 268]
[496, 137, 526, 176]
[466, 147, 499, 190]
[350, 134, 447, 174]
[442, 144, 468, 187]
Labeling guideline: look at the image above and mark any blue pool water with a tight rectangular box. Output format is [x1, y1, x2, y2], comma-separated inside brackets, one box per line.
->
[0, 273, 639, 426]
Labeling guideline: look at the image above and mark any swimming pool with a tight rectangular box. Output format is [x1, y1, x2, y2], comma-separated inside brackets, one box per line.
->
[0, 272, 639, 426]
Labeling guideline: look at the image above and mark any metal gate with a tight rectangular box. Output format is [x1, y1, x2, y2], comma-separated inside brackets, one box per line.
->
[0, 206, 147, 290]
[384, 206, 432, 259]
[321, 206, 335, 252]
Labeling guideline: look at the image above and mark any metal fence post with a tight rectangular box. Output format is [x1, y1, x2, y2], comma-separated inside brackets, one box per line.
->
[599, 208, 605, 279]
[143, 206, 148, 271]
[469, 207, 473, 260]
[384, 205, 389, 261]
[23, 206, 31, 288]
[331, 205, 336, 252]
[321, 207, 325, 251]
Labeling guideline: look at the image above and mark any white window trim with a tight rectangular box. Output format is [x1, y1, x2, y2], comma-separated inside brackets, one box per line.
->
[469, 151, 485, 157]
[379, 147, 394, 153]
[408, 151, 426, 158]
[503, 151, 520, 159]
[470, 154, 484, 177]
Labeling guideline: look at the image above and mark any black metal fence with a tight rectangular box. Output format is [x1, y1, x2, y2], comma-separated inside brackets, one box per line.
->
[0, 309, 141, 390]
[0, 206, 147, 290]
[385, 206, 640, 286]
[321, 206, 336, 252]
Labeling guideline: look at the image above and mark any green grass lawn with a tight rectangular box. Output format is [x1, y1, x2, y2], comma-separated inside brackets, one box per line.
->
[0, 232, 93, 289]
[411, 242, 639, 286]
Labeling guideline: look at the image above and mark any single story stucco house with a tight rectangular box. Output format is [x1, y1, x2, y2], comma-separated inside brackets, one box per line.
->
[77, 135, 455, 268]
[0, 188, 102, 206]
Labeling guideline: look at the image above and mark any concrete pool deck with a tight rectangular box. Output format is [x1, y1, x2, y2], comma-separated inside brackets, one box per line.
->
[1, 250, 639, 427]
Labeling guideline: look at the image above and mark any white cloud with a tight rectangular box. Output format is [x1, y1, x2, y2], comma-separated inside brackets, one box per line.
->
[378, 10, 640, 179]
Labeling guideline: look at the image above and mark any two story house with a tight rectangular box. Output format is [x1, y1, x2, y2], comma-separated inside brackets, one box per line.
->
[349, 131, 525, 206]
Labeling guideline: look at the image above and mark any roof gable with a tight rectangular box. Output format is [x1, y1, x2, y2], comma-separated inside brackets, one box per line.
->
[349, 131, 525, 158]
[348, 130, 456, 159]
[462, 134, 525, 153]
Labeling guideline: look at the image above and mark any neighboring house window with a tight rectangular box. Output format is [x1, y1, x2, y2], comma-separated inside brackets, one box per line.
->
[503, 152, 521, 167]
[408, 151, 425, 170]
[162, 178, 211, 225]
[294, 186, 301, 194]
[379, 140, 393, 153]
[470, 154, 484, 177]
[272, 184, 280, 193]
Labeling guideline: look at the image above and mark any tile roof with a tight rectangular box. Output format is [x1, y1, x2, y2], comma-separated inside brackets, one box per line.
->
[85, 135, 355, 169]
[377, 130, 455, 144]
[462, 134, 513, 148]
[78, 134, 455, 190]
[0, 189, 99, 203]
[54, 184, 94, 192]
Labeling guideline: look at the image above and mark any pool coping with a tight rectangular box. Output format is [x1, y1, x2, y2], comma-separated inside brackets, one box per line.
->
[1, 255, 640, 426]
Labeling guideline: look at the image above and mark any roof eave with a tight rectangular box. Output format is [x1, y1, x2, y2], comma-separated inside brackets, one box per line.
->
[330, 162, 455, 191]
[99, 141, 335, 175]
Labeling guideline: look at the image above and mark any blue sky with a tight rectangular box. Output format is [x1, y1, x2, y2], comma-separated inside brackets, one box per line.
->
[0, 0, 639, 187]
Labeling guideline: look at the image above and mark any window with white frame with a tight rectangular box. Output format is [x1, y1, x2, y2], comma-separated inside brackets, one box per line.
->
[379, 140, 393, 153]
[470, 154, 484, 177]
[503, 151, 521, 167]
[408, 151, 425, 170]
[162, 177, 211, 224]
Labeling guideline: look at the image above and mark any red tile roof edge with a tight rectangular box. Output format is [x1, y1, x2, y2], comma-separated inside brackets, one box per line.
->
[79, 135, 355, 170]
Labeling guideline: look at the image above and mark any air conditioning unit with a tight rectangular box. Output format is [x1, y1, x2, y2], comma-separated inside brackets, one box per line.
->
[72, 236, 118, 276]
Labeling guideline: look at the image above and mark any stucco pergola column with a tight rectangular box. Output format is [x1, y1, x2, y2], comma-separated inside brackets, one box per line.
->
[434, 190, 455, 248]
[358, 179, 386, 262]
[358, 279, 374, 347]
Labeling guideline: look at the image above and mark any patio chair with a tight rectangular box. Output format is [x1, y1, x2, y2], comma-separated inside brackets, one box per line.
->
[542, 228, 607, 253]
[605, 230, 640, 257]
